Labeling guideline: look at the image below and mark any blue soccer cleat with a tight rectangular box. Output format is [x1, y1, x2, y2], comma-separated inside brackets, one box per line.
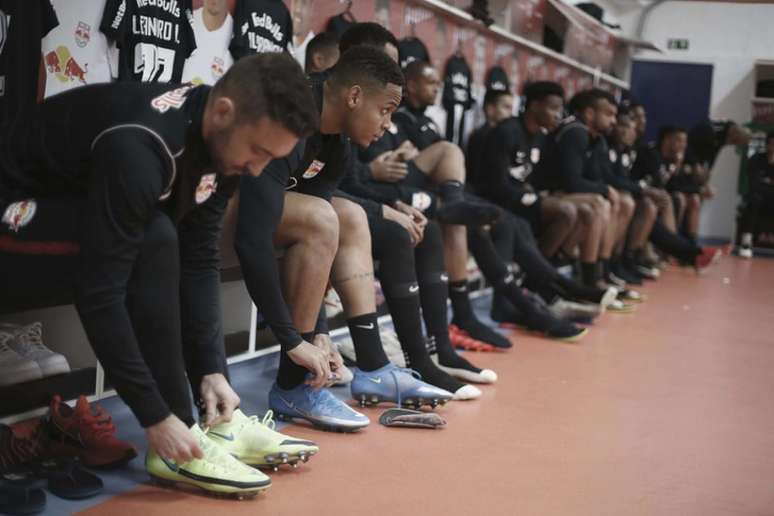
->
[268, 383, 369, 433]
[351, 363, 453, 410]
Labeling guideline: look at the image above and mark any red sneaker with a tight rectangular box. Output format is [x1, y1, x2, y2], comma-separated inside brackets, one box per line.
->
[47, 395, 136, 468]
[0, 419, 47, 473]
[448, 325, 497, 352]
[694, 247, 721, 272]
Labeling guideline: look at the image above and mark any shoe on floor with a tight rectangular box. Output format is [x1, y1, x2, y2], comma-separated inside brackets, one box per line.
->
[31, 459, 102, 500]
[0, 472, 46, 515]
[47, 396, 137, 468]
[269, 383, 369, 433]
[206, 409, 318, 470]
[351, 363, 453, 409]
[146, 424, 270, 498]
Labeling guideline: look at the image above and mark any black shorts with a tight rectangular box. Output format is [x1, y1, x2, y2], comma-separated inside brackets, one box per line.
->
[403, 160, 428, 189]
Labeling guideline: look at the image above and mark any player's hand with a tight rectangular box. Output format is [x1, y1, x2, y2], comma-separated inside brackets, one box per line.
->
[287, 341, 331, 389]
[312, 333, 344, 385]
[199, 373, 240, 427]
[394, 200, 428, 230]
[395, 141, 419, 161]
[383, 204, 424, 245]
[145, 414, 203, 464]
[370, 151, 408, 182]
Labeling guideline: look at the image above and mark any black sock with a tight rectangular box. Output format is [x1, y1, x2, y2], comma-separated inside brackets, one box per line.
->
[346, 313, 389, 371]
[601, 258, 611, 277]
[553, 276, 608, 305]
[381, 280, 430, 369]
[277, 331, 315, 390]
[581, 261, 598, 286]
[448, 280, 475, 322]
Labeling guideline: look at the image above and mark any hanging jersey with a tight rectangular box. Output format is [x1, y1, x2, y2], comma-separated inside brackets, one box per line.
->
[100, 0, 196, 83]
[442, 55, 473, 145]
[43, 0, 113, 98]
[230, 0, 292, 59]
[325, 13, 355, 36]
[0, 1, 59, 119]
[181, 8, 233, 85]
[398, 37, 429, 69]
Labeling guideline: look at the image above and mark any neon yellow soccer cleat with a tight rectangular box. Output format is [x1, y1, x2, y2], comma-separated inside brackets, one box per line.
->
[206, 409, 319, 471]
[146, 424, 271, 499]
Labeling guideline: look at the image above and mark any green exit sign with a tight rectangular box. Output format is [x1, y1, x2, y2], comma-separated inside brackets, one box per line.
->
[667, 39, 690, 50]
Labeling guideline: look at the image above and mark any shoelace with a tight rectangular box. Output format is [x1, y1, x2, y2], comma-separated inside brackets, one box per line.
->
[243, 411, 276, 432]
[13, 324, 47, 354]
[84, 406, 116, 440]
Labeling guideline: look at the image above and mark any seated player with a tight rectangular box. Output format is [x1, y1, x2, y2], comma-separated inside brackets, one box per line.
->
[472, 83, 583, 261]
[739, 130, 774, 257]
[361, 60, 586, 341]
[0, 54, 319, 497]
[304, 31, 340, 75]
[536, 89, 639, 301]
[327, 23, 496, 388]
[236, 46, 454, 434]
[604, 110, 659, 282]
[631, 125, 723, 270]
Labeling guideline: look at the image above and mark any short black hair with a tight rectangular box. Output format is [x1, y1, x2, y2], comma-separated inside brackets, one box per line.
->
[305, 32, 339, 73]
[339, 22, 399, 54]
[484, 89, 512, 109]
[568, 88, 617, 115]
[629, 101, 644, 111]
[657, 125, 687, 146]
[403, 60, 432, 84]
[523, 81, 564, 110]
[328, 45, 405, 93]
[212, 52, 318, 138]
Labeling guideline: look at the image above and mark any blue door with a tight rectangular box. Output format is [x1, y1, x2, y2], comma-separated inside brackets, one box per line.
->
[630, 60, 714, 143]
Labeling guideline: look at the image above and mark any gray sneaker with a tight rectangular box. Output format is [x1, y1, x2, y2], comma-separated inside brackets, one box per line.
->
[0, 331, 43, 386]
[7, 322, 70, 377]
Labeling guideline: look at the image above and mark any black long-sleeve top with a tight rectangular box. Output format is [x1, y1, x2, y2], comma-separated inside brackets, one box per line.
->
[0, 83, 235, 427]
[535, 117, 609, 197]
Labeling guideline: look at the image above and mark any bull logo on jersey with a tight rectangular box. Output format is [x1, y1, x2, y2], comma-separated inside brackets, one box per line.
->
[621, 153, 631, 168]
[2, 200, 37, 233]
[46, 46, 88, 84]
[211, 57, 225, 81]
[74, 21, 91, 48]
[195, 174, 218, 204]
[151, 85, 193, 113]
[302, 160, 325, 179]
[531, 147, 541, 164]
[609, 149, 617, 163]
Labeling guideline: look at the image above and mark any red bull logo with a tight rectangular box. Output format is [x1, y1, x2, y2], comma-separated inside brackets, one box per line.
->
[47, 45, 88, 85]
[195, 174, 217, 204]
[2, 200, 37, 233]
[74, 21, 91, 48]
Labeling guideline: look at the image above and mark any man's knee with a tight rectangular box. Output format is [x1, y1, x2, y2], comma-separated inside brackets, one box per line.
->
[641, 198, 657, 220]
[687, 193, 701, 210]
[301, 196, 340, 254]
[332, 197, 369, 247]
[620, 193, 636, 217]
[577, 203, 595, 226]
[554, 200, 577, 225]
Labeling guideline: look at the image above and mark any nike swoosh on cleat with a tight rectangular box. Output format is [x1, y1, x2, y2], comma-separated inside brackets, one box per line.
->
[207, 431, 236, 441]
[368, 377, 383, 384]
[409, 285, 419, 293]
[160, 456, 180, 473]
[355, 323, 375, 330]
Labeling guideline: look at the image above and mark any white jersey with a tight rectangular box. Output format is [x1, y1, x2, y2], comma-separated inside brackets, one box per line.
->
[42, 0, 113, 98]
[181, 8, 233, 85]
